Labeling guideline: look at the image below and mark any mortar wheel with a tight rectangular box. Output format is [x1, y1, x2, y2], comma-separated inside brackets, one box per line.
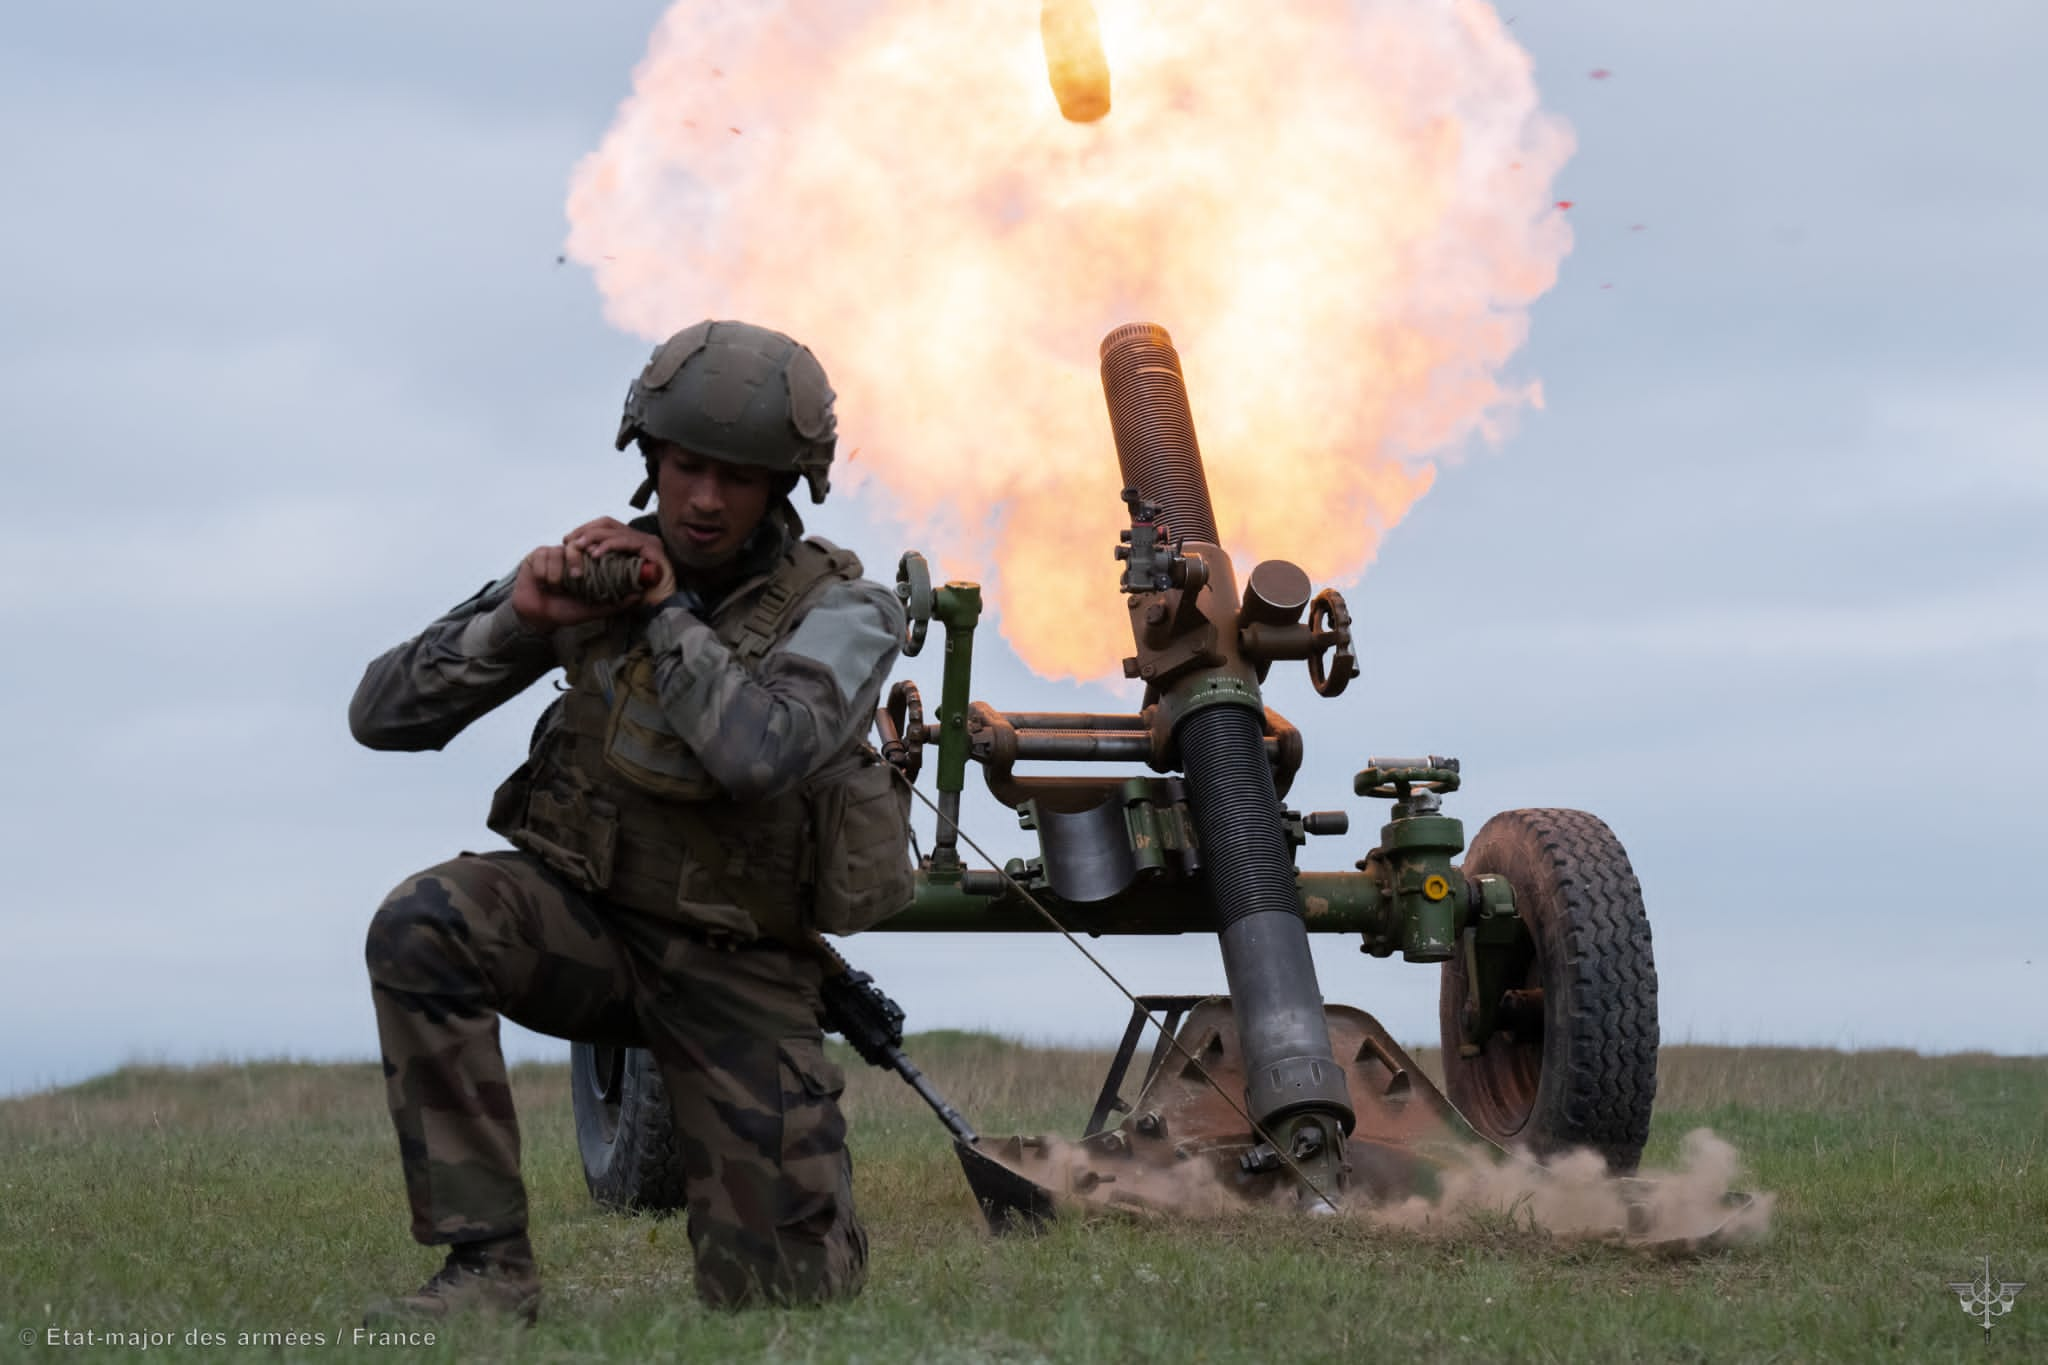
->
[1439, 808, 1658, 1171]
[570, 1043, 689, 1212]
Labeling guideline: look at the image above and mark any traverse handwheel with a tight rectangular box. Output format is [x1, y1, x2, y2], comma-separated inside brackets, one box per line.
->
[1308, 588, 1358, 698]
[897, 551, 934, 657]
[881, 680, 927, 784]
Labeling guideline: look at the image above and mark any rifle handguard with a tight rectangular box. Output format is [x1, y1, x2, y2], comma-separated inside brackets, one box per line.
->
[812, 936, 908, 1067]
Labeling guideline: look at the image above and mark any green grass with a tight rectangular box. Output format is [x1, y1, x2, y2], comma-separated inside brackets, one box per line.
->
[1, 1042, 2041, 1363]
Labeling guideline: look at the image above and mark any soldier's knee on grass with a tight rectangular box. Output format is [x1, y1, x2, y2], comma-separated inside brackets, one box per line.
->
[691, 1219, 867, 1310]
[684, 1040, 869, 1309]
[690, 1163, 867, 1310]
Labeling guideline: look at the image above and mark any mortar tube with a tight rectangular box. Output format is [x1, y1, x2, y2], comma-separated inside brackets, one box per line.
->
[1098, 323, 1355, 1162]
[1099, 322, 1220, 547]
[1179, 703, 1355, 1135]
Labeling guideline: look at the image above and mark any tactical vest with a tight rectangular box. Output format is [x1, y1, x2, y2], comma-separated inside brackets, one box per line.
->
[486, 537, 907, 943]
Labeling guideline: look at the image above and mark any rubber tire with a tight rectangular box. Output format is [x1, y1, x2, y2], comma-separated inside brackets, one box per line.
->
[571, 1043, 690, 1213]
[1439, 808, 1658, 1171]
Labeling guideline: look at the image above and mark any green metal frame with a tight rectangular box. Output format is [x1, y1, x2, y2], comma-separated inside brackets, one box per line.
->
[880, 558, 1533, 1050]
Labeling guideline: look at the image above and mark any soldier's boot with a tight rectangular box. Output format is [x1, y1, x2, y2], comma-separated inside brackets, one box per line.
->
[366, 1232, 541, 1327]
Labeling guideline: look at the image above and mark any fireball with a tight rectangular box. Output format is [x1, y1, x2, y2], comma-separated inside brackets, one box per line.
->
[566, 0, 1573, 679]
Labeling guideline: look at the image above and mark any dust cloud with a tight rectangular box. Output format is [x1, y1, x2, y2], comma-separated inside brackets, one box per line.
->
[1021, 1135, 1242, 1217]
[1028, 1127, 1774, 1252]
[1366, 1128, 1776, 1250]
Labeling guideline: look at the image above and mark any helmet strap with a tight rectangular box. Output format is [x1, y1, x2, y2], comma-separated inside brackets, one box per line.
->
[629, 457, 657, 510]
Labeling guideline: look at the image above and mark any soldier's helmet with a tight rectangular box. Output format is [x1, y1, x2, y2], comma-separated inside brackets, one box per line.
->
[616, 320, 837, 507]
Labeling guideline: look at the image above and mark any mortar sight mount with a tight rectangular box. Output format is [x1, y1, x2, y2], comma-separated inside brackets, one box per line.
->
[571, 322, 1663, 1229]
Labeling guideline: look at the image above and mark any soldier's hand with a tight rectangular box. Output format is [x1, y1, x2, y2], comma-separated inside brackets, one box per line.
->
[509, 544, 632, 631]
[562, 517, 678, 606]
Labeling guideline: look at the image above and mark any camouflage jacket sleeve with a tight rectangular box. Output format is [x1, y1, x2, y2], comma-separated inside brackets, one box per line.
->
[348, 570, 560, 752]
[643, 578, 905, 802]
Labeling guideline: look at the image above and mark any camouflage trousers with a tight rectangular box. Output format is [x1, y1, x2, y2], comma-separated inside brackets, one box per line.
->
[364, 850, 867, 1308]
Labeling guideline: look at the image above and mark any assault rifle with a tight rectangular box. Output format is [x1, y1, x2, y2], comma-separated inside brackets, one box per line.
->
[808, 932, 979, 1145]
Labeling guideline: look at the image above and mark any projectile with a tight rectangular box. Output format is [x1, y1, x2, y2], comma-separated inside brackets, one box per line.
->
[1042, 0, 1111, 123]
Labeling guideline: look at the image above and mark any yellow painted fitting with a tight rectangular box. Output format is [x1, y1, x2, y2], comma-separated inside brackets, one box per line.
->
[1423, 874, 1450, 902]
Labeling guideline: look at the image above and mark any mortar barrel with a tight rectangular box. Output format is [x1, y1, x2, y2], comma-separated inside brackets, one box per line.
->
[1182, 703, 1354, 1131]
[1099, 323, 1220, 546]
[1097, 322, 1354, 1140]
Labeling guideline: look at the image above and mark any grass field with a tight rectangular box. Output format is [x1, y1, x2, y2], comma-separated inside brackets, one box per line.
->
[2, 1037, 2041, 1363]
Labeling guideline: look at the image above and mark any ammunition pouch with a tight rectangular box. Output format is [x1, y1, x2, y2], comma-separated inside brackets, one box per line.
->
[489, 750, 799, 944]
[601, 649, 723, 802]
[487, 761, 620, 895]
[611, 802, 799, 944]
[805, 747, 916, 936]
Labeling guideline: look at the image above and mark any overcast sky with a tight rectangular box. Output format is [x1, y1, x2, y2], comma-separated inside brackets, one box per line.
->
[2, 1, 2042, 1098]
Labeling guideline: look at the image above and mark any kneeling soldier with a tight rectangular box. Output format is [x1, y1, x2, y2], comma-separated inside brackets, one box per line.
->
[349, 321, 911, 1321]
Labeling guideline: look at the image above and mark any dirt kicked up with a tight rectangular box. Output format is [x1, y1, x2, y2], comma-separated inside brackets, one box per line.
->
[977, 1127, 1775, 1254]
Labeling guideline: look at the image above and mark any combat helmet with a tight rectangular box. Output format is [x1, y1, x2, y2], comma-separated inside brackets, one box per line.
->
[616, 320, 837, 508]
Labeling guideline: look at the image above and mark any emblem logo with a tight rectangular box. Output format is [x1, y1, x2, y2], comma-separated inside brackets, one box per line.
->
[1948, 1257, 2025, 1335]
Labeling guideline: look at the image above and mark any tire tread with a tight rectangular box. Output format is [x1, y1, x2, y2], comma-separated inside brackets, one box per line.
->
[1442, 807, 1659, 1170]
[573, 1045, 690, 1213]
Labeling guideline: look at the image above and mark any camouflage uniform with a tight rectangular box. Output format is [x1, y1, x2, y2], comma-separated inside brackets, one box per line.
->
[350, 502, 901, 1308]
